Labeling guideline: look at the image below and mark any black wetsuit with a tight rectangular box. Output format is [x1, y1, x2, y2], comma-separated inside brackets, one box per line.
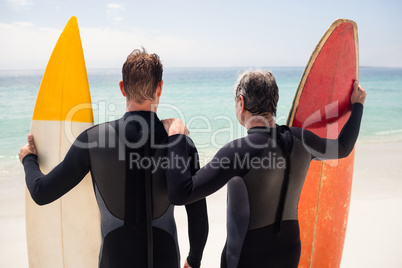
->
[166, 103, 363, 268]
[23, 111, 209, 268]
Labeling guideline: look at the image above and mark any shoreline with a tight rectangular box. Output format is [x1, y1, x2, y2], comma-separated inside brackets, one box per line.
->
[1, 140, 401, 267]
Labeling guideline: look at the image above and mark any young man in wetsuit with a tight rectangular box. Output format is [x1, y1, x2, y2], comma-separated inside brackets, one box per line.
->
[162, 70, 367, 267]
[19, 48, 208, 268]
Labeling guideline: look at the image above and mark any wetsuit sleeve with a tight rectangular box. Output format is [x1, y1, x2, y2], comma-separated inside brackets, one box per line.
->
[167, 135, 251, 205]
[183, 142, 209, 268]
[22, 131, 91, 205]
[290, 103, 364, 160]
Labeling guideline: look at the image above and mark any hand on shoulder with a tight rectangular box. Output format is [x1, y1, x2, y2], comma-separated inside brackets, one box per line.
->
[162, 118, 190, 136]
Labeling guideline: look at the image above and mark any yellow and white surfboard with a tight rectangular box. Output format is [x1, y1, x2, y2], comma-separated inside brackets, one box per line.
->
[26, 16, 101, 268]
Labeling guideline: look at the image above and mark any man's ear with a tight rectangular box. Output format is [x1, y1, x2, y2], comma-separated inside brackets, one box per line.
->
[119, 80, 126, 97]
[156, 80, 163, 97]
[239, 95, 245, 113]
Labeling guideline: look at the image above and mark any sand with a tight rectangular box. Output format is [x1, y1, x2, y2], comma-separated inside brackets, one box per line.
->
[1, 140, 401, 267]
[341, 140, 402, 268]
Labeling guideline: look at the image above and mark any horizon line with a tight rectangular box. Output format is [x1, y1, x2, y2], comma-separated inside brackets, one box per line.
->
[1, 65, 402, 72]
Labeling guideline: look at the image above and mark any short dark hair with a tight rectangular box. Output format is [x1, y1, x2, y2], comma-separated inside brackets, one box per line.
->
[234, 70, 279, 116]
[122, 47, 163, 103]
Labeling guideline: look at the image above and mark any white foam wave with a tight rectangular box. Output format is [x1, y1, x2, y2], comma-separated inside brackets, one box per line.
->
[375, 129, 402, 136]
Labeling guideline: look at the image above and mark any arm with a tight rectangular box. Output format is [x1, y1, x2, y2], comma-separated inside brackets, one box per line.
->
[20, 132, 91, 205]
[183, 142, 208, 268]
[166, 134, 252, 205]
[184, 200, 208, 268]
[291, 82, 366, 160]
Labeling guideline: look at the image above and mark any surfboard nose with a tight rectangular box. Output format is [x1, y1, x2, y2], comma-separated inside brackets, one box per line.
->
[33, 16, 93, 123]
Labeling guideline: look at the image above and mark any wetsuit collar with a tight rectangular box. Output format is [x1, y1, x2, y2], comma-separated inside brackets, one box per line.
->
[247, 125, 278, 134]
[123, 110, 160, 122]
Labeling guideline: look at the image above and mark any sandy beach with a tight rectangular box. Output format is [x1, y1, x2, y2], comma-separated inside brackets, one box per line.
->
[1, 140, 401, 267]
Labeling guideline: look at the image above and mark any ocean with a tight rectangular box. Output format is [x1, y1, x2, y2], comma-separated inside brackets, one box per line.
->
[1, 67, 401, 175]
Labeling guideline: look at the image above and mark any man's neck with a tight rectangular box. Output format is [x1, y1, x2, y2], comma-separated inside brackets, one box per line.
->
[245, 114, 276, 130]
[126, 100, 157, 113]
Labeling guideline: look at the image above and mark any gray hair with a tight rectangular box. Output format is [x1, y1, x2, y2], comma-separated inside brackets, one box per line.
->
[233, 70, 279, 117]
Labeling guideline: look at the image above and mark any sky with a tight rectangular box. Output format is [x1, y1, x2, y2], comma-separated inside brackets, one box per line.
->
[0, 0, 401, 70]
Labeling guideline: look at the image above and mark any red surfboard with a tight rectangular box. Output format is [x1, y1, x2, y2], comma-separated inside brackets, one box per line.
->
[287, 19, 358, 267]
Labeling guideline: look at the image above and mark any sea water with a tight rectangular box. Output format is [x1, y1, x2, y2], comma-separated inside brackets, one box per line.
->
[1, 67, 401, 174]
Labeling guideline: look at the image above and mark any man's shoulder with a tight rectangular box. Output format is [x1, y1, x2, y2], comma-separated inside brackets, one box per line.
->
[87, 119, 120, 132]
[82, 119, 121, 143]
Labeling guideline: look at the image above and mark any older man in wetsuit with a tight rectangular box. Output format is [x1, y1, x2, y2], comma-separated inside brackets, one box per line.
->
[162, 70, 366, 268]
